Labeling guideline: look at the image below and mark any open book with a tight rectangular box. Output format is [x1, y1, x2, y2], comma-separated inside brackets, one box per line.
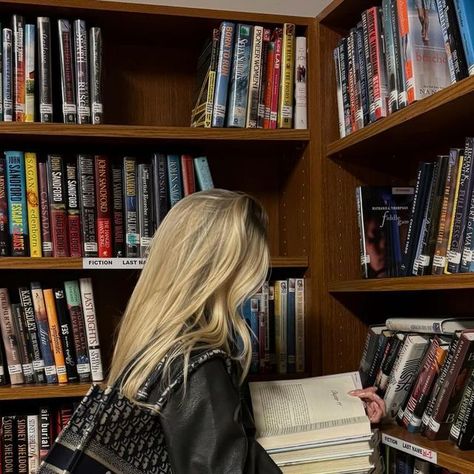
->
[249, 372, 372, 452]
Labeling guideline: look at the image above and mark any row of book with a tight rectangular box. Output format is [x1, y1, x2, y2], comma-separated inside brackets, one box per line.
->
[0, 277, 103, 386]
[0, 403, 74, 473]
[359, 317, 474, 450]
[385, 447, 458, 473]
[334, 1, 474, 138]
[357, 137, 474, 279]
[0, 151, 214, 258]
[245, 278, 305, 375]
[1, 14, 102, 124]
[191, 22, 307, 129]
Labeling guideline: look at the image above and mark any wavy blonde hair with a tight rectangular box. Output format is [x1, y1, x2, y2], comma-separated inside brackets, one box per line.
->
[108, 189, 269, 402]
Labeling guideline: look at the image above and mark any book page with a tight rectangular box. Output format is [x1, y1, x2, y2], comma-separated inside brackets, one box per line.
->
[250, 372, 371, 450]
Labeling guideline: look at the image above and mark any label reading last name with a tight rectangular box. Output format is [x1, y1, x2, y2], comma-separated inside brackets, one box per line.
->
[381, 433, 437, 463]
[83, 258, 146, 269]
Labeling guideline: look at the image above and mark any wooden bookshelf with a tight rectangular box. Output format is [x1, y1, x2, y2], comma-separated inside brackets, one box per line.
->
[0, 383, 92, 401]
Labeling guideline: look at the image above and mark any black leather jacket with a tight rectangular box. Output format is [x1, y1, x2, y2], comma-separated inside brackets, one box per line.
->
[153, 356, 282, 473]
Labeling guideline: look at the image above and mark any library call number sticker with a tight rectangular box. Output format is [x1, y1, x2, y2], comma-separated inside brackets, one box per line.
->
[83, 258, 146, 269]
[382, 433, 437, 463]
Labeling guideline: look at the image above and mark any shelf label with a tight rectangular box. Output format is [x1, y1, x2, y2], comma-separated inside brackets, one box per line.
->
[83, 258, 146, 269]
[381, 433, 437, 464]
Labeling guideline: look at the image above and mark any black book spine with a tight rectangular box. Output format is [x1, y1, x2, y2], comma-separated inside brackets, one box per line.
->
[16, 415, 28, 474]
[112, 164, 124, 257]
[54, 288, 78, 382]
[2, 416, 17, 474]
[0, 156, 10, 255]
[152, 153, 169, 230]
[89, 27, 103, 124]
[11, 303, 34, 384]
[77, 154, 98, 257]
[355, 23, 369, 126]
[39, 407, 51, 462]
[339, 38, 351, 135]
[37, 17, 53, 122]
[18, 287, 46, 383]
[256, 29, 270, 129]
[3, 28, 13, 122]
[361, 11, 374, 123]
[390, 0, 407, 108]
[457, 373, 474, 449]
[73, 20, 91, 124]
[123, 156, 139, 257]
[137, 163, 153, 257]
[0, 341, 6, 385]
[58, 19, 77, 124]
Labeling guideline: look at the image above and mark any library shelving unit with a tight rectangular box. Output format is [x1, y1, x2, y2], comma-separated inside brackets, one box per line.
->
[317, 0, 474, 472]
[0, 0, 318, 402]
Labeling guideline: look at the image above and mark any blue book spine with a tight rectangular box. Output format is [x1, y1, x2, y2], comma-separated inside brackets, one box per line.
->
[454, 0, 474, 75]
[242, 298, 259, 373]
[167, 155, 183, 207]
[194, 157, 214, 190]
[5, 151, 28, 256]
[287, 279, 296, 373]
[226, 24, 252, 128]
[123, 156, 139, 257]
[212, 22, 235, 128]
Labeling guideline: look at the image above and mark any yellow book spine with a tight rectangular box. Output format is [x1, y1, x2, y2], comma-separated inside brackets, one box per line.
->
[43, 289, 68, 383]
[25, 152, 42, 257]
[277, 23, 295, 129]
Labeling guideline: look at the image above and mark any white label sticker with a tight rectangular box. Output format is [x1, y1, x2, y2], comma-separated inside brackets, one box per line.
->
[85, 242, 98, 253]
[8, 364, 22, 375]
[83, 258, 146, 269]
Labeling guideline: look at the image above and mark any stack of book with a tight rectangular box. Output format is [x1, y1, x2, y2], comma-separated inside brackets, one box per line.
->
[359, 317, 474, 449]
[334, 1, 474, 138]
[385, 447, 458, 473]
[0, 277, 103, 386]
[0, 151, 214, 258]
[191, 22, 307, 130]
[249, 373, 378, 473]
[1, 15, 103, 124]
[244, 278, 305, 375]
[356, 137, 474, 278]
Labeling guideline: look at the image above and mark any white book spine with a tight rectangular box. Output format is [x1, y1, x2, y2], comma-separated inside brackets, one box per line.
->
[246, 25, 264, 128]
[275, 280, 288, 374]
[295, 278, 305, 373]
[294, 36, 307, 130]
[79, 277, 103, 381]
[27, 415, 40, 474]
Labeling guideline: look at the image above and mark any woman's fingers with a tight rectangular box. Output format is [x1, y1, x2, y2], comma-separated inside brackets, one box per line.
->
[348, 387, 386, 423]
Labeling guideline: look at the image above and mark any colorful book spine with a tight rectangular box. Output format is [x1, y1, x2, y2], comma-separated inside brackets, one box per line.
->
[25, 153, 42, 257]
[294, 36, 307, 130]
[347, 29, 362, 132]
[383, 0, 399, 113]
[65, 163, 82, 257]
[77, 154, 98, 257]
[278, 23, 295, 128]
[95, 155, 112, 257]
[152, 153, 169, 229]
[17, 415, 28, 474]
[181, 154, 196, 196]
[262, 40, 276, 130]
[27, 415, 40, 474]
[24, 24, 35, 122]
[257, 28, 271, 128]
[37, 17, 53, 122]
[2, 416, 17, 473]
[64, 280, 91, 382]
[47, 155, 69, 257]
[167, 154, 183, 207]
[38, 162, 52, 256]
[13, 15, 25, 122]
[0, 156, 10, 255]
[391, 0, 407, 108]
[5, 151, 28, 256]
[227, 24, 252, 128]
[123, 156, 139, 257]
[73, 19, 91, 124]
[260, 282, 270, 371]
[89, 27, 103, 124]
[295, 278, 305, 373]
[274, 280, 288, 374]
[3, 28, 13, 121]
[453, 0, 474, 75]
[58, 19, 76, 124]
[194, 157, 214, 191]
[11, 303, 34, 384]
[0, 21, 3, 121]
[269, 28, 282, 129]
[246, 25, 263, 128]
[79, 278, 103, 382]
[137, 163, 153, 257]
[212, 21, 235, 127]
[30, 282, 57, 384]
[287, 278, 296, 373]
[355, 23, 370, 126]
[111, 163, 124, 257]
[361, 11, 374, 124]
[450, 371, 474, 443]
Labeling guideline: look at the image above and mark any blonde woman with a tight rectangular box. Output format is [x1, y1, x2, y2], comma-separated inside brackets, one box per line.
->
[108, 189, 384, 473]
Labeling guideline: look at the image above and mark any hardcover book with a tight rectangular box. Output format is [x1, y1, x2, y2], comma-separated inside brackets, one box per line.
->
[65, 163, 82, 257]
[246, 25, 263, 128]
[0, 157, 10, 256]
[95, 155, 112, 257]
[278, 23, 295, 128]
[24, 24, 35, 122]
[38, 162, 53, 256]
[269, 28, 283, 129]
[89, 27, 103, 124]
[3, 28, 13, 122]
[123, 156, 139, 257]
[167, 154, 183, 206]
[257, 28, 271, 129]
[13, 15, 25, 122]
[73, 19, 91, 124]
[37, 17, 53, 122]
[58, 19, 77, 124]
[294, 36, 307, 130]
[25, 152, 42, 257]
[274, 280, 288, 374]
[137, 163, 153, 257]
[194, 156, 214, 190]
[453, 0, 474, 75]
[11, 303, 34, 384]
[151, 153, 169, 229]
[111, 163, 124, 257]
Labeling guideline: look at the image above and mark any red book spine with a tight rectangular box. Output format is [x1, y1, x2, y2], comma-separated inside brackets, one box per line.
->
[270, 28, 282, 129]
[94, 156, 112, 257]
[181, 155, 196, 196]
[66, 163, 82, 257]
[38, 163, 52, 256]
[262, 41, 275, 129]
[368, 8, 382, 121]
[397, 0, 414, 104]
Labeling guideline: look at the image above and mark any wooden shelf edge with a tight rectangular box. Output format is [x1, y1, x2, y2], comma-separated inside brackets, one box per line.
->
[381, 424, 474, 473]
[326, 76, 474, 157]
[0, 383, 92, 401]
[328, 273, 474, 293]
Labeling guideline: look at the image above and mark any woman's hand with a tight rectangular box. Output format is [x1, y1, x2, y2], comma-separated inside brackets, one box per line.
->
[348, 387, 386, 424]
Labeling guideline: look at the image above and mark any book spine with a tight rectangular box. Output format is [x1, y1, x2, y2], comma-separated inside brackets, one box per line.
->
[278, 23, 295, 128]
[58, 19, 77, 124]
[347, 30, 361, 132]
[211, 21, 235, 127]
[18, 287, 45, 383]
[79, 278, 103, 382]
[30, 282, 57, 383]
[152, 153, 169, 229]
[274, 280, 288, 374]
[268, 284, 276, 371]
[355, 25, 369, 126]
[37, 18, 53, 122]
[24, 24, 35, 122]
[47, 155, 69, 257]
[89, 27, 103, 124]
[194, 157, 214, 191]
[356, 187, 369, 278]
[5, 151, 28, 256]
[17, 415, 27, 474]
[11, 304, 34, 384]
[77, 154, 98, 257]
[54, 288, 78, 382]
[270, 28, 282, 129]
[167, 154, 183, 206]
[0, 156, 10, 255]
[453, 0, 474, 75]
[246, 25, 263, 128]
[457, 373, 474, 448]
[445, 0, 469, 81]
[123, 156, 139, 257]
[260, 282, 270, 371]
[111, 163, 124, 257]
[65, 163, 82, 257]
[295, 278, 305, 373]
[38, 162, 53, 256]
[2, 416, 17, 474]
[202, 28, 220, 128]
[371, 7, 388, 119]
[64, 280, 91, 382]
[25, 153, 42, 257]
[242, 298, 259, 373]
[376, 334, 405, 395]
[257, 28, 271, 129]
[226, 24, 252, 128]
[0, 288, 24, 384]
[39, 407, 51, 462]
[74, 20, 91, 124]
[362, 11, 375, 123]
[294, 36, 307, 129]
[391, 0, 408, 108]
[383, 0, 399, 113]
[3, 28, 13, 122]
[13, 15, 25, 122]
[262, 41, 275, 129]
[137, 163, 153, 257]
[286, 278, 296, 373]
[94, 156, 112, 257]
[0, 21, 3, 121]
[257, 292, 265, 372]
[27, 415, 40, 474]
[333, 43, 345, 138]
[450, 371, 474, 442]
[180, 155, 196, 196]
[437, 0, 458, 83]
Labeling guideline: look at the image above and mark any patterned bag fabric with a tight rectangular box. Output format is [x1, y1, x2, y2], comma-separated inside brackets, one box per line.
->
[39, 349, 231, 474]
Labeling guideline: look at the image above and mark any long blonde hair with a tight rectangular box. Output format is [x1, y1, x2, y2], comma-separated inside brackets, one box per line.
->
[108, 189, 269, 401]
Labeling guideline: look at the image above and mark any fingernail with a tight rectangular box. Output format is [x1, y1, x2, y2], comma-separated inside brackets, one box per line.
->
[348, 390, 356, 395]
